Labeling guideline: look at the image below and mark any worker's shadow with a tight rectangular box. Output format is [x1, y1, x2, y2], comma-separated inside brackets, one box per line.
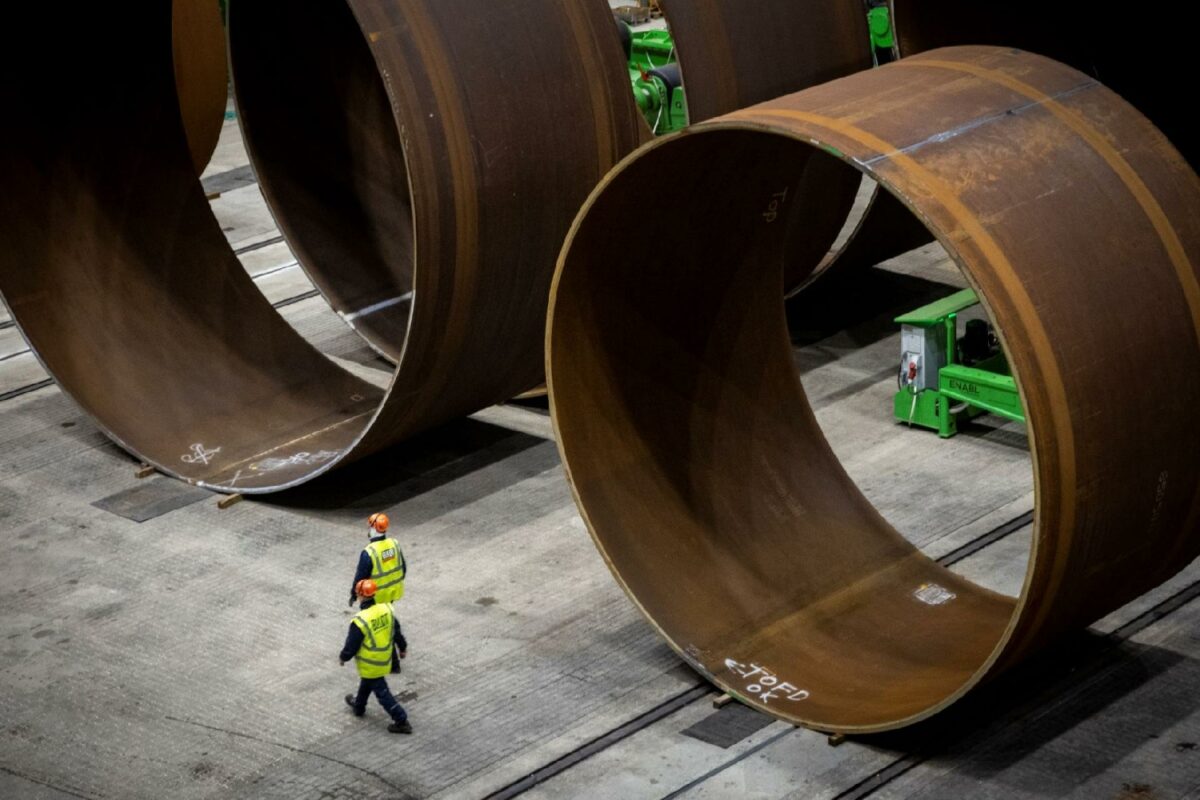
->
[262, 416, 553, 519]
[853, 621, 1198, 791]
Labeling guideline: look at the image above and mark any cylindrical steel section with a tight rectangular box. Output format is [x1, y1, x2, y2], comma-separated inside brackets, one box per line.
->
[548, 47, 1200, 731]
[229, 0, 641, 364]
[173, 0, 228, 174]
[659, 0, 872, 125]
[0, 4, 376, 493]
[0, 2, 641, 493]
[659, 0, 874, 289]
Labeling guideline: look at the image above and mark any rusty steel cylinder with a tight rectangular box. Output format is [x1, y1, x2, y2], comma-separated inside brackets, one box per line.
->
[0, 2, 640, 493]
[547, 47, 1200, 732]
[228, 0, 643, 365]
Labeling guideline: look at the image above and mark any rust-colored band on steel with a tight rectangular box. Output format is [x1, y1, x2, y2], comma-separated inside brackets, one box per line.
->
[658, 0, 872, 125]
[659, 0, 873, 289]
[548, 47, 1200, 732]
[848, 0, 1200, 275]
[229, 0, 640, 364]
[0, 2, 640, 493]
[890, 1, 1195, 169]
[173, 0, 227, 174]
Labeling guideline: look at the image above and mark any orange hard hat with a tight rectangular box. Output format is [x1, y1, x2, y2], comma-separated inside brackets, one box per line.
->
[367, 512, 389, 533]
[355, 579, 378, 598]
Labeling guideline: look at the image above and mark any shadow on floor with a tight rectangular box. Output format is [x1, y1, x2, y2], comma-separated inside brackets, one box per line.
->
[262, 417, 549, 516]
[855, 625, 1196, 793]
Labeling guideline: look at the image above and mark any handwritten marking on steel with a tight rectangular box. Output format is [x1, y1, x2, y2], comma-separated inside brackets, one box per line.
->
[724, 659, 810, 705]
[249, 450, 340, 473]
[762, 187, 790, 223]
[181, 443, 221, 466]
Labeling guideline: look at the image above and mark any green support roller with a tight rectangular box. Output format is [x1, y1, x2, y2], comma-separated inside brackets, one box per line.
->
[867, 5, 895, 51]
[621, 22, 689, 135]
[893, 288, 1026, 438]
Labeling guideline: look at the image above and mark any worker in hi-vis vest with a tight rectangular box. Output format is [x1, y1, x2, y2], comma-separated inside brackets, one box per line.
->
[348, 512, 407, 607]
[339, 579, 412, 733]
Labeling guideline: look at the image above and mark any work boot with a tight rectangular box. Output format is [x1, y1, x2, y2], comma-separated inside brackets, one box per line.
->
[344, 695, 364, 717]
[388, 720, 413, 734]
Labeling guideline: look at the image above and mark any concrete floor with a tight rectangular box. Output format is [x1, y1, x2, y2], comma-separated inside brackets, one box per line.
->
[1, 107, 1199, 800]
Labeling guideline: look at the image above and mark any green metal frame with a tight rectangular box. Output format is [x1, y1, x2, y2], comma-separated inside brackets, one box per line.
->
[621, 24, 688, 135]
[893, 288, 1026, 437]
[627, 29, 675, 72]
[621, 3, 894, 135]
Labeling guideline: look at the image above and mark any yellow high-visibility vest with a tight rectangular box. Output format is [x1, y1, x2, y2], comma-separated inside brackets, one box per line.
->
[352, 603, 394, 679]
[365, 537, 406, 604]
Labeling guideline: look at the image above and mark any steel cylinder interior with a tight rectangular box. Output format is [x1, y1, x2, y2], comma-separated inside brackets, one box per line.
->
[550, 131, 1016, 730]
[0, 5, 381, 492]
[230, 0, 416, 360]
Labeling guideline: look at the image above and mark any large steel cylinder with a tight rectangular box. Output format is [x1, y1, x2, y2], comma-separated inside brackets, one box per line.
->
[0, 2, 641, 493]
[548, 47, 1200, 732]
[228, 0, 642, 364]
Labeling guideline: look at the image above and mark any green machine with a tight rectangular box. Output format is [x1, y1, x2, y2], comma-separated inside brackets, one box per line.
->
[618, 23, 688, 135]
[893, 289, 1025, 437]
[617, 3, 894, 135]
[867, 4, 895, 52]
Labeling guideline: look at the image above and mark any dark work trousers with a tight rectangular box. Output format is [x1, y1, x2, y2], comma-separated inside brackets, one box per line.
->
[353, 676, 408, 723]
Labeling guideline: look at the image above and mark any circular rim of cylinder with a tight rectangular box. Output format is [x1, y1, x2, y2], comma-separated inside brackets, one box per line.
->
[173, 0, 227, 175]
[546, 46, 1200, 732]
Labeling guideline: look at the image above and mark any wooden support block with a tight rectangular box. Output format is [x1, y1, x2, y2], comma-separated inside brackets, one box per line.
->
[217, 493, 243, 510]
[135, 464, 156, 479]
[827, 733, 846, 747]
[205, 191, 221, 201]
[513, 384, 548, 400]
[712, 693, 735, 709]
